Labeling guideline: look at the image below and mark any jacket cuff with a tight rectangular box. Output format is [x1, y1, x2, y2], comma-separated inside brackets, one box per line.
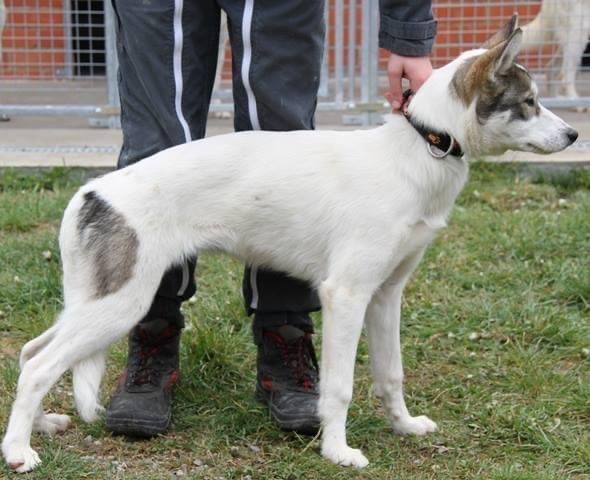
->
[379, 16, 437, 56]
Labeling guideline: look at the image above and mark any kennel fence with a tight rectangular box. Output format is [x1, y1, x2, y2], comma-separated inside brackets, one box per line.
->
[0, 0, 588, 126]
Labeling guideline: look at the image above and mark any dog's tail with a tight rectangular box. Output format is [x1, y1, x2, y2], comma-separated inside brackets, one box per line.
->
[72, 351, 106, 422]
[521, 11, 554, 49]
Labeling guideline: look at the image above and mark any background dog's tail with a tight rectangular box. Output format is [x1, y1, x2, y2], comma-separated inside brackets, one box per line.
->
[521, 11, 553, 49]
[72, 351, 106, 422]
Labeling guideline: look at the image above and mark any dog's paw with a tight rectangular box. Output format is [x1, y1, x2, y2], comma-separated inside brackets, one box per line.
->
[33, 413, 71, 436]
[321, 445, 369, 468]
[4, 445, 42, 473]
[79, 403, 105, 423]
[45, 413, 71, 435]
[392, 415, 438, 436]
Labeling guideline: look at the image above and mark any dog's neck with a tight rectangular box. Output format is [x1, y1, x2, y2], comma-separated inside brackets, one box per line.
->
[405, 52, 482, 159]
[402, 90, 464, 158]
[406, 87, 470, 158]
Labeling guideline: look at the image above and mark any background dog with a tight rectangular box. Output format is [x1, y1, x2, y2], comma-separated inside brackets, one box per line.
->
[2, 17, 578, 473]
[521, 0, 590, 105]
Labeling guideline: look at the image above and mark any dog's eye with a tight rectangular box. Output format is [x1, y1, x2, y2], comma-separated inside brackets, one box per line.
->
[524, 97, 535, 107]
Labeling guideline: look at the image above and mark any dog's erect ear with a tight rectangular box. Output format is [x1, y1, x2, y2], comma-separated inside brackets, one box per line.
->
[472, 28, 523, 79]
[491, 28, 523, 75]
[453, 28, 523, 103]
[481, 14, 519, 49]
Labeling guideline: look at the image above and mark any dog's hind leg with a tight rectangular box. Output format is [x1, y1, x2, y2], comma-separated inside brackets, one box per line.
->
[2, 310, 82, 472]
[17, 318, 105, 432]
[365, 248, 437, 437]
[2, 287, 156, 473]
[17, 324, 73, 437]
[556, 26, 588, 108]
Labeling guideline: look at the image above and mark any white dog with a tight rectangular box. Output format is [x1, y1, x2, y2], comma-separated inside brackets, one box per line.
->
[2, 17, 578, 472]
[521, 0, 590, 102]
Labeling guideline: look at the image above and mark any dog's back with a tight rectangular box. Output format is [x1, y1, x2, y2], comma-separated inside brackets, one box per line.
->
[64, 121, 463, 286]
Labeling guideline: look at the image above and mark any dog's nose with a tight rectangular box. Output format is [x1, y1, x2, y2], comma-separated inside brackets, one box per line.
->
[566, 128, 578, 144]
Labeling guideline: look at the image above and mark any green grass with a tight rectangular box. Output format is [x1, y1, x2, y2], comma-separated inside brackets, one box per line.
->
[0, 164, 589, 479]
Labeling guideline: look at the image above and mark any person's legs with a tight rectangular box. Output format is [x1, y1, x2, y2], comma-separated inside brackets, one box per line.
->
[106, 0, 221, 436]
[221, 0, 325, 433]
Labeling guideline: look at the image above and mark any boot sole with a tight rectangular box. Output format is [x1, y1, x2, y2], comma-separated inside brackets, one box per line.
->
[255, 385, 320, 436]
[105, 413, 171, 438]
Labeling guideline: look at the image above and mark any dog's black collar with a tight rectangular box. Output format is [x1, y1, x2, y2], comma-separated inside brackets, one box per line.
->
[401, 89, 464, 159]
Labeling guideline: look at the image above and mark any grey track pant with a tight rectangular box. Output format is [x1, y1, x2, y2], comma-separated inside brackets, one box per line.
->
[111, 0, 324, 324]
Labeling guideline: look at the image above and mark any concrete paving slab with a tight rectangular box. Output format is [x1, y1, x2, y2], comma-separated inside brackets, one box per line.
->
[0, 124, 234, 168]
[0, 128, 122, 167]
[0, 109, 589, 168]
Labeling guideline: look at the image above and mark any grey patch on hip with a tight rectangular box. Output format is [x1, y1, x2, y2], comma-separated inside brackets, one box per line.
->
[78, 191, 139, 298]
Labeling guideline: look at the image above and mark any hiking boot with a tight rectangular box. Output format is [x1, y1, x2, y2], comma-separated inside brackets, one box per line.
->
[254, 322, 320, 435]
[105, 313, 182, 437]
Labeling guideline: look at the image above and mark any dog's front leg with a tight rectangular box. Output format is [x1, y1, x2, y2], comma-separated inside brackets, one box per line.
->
[318, 279, 372, 468]
[365, 249, 438, 436]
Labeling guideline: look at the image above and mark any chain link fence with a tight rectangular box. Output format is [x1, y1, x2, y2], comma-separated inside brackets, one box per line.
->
[0, 0, 588, 125]
[0, 0, 117, 123]
[427, 0, 590, 109]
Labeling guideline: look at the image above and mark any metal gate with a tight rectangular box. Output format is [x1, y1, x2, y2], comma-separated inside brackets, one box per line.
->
[0, 0, 588, 125]
[0, 0, 119, 123]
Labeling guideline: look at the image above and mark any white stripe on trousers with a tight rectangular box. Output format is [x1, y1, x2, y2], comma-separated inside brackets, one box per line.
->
[241, 0, 261, 309]
[241, 0, 261, 131]
[173, 0, 191, 296]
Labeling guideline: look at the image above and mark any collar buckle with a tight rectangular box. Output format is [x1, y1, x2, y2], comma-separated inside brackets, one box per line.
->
[401, 88, 464, 160]
[427, 137, 457, 159]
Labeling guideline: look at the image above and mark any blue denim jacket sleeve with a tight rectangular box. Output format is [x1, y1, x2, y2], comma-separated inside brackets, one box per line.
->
[379, 0, 437, 56]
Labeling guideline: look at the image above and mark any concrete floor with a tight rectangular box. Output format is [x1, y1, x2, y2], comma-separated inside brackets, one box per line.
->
[0, 100, 589, 168]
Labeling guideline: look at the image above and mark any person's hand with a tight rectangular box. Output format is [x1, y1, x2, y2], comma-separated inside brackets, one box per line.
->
[385, 53, 433, 111]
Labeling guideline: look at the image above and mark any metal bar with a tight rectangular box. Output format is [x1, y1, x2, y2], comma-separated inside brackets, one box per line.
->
[360, 0, 380, 124]
[334, 0, 345, 105]
[0, 105, 119, 116]
[367, 0, 379, 104]
[318, 2, 329, 98]
[0, 100, 397, 117]
[360, 0, 371, 104]
[104, 0, 120, 128]
[3, 95, 589, 117]
[62, 1, 74, 78]
[540, 97, 590, 108]
[347, 0, 357, 102]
